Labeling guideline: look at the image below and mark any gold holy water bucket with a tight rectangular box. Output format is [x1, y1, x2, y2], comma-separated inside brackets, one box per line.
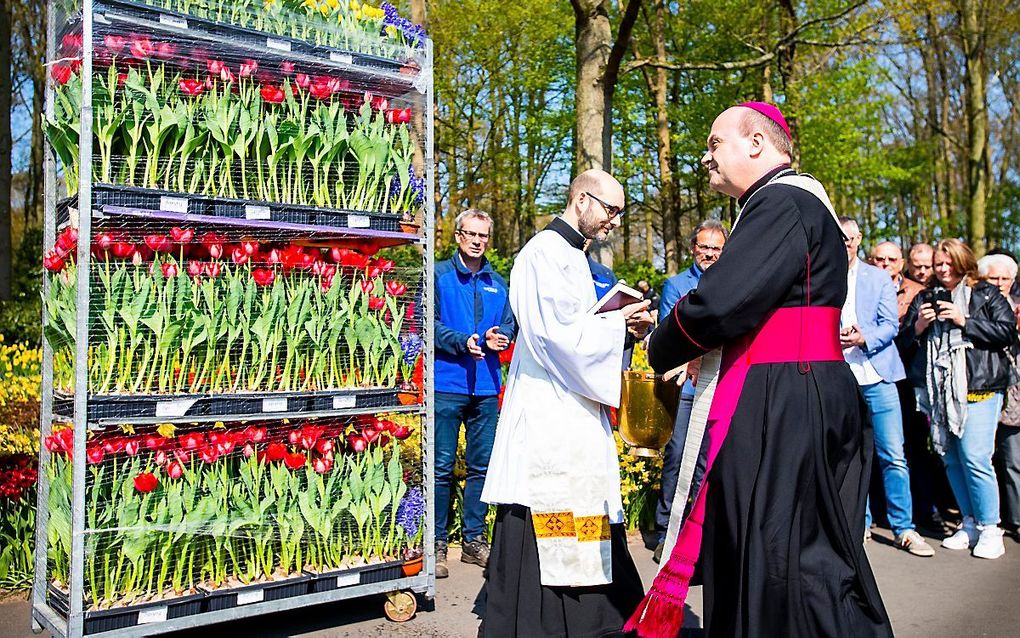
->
[618, 370, 681, 457]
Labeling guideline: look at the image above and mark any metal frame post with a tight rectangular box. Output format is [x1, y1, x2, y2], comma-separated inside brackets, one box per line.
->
[422, 37, 437, 599]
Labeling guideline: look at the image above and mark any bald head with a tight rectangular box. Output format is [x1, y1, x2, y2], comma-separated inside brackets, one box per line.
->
[702, 107, 795, 198]
[564, 169, 625, 242]
[871, 241, 904, 280]
[907, 242, 934, 284]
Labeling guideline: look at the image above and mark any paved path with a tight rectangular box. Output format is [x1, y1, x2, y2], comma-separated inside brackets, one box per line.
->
[3, 526, 1018, 637]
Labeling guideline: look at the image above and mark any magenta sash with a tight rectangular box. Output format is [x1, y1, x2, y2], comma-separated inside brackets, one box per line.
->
[625, 306, 842, 638]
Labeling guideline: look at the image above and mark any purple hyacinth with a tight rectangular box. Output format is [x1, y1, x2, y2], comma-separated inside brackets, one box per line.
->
[381, 2, 427, 48]
[396, 486, 425, 539]
[400, 334, 423, 366]
[409, 165, 426, 207]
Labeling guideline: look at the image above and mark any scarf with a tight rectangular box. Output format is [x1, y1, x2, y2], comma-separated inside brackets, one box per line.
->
[921, 283, 971, 455]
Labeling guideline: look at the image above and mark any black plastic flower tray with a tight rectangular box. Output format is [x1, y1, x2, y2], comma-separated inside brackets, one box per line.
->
[304, 559, 405, 593]
[48, 583, 205, 635]
[200, 574, 311, 612]
[96, 0, 418, 78]
[76, 184, 402, 232]
[53, 387, 403, 423]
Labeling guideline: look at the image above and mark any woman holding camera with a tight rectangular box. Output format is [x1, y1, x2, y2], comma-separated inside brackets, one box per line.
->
[899, 239, 1018, 559]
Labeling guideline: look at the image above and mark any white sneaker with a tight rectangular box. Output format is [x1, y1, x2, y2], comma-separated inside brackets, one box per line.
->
[942, 517, 977, 550]
[972, 525, 1005, 560]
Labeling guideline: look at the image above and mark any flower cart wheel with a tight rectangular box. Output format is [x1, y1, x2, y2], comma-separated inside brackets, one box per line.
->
[383, 590, 417, 622]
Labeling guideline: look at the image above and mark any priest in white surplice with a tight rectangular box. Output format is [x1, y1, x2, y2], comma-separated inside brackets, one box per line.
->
[480, 169, 652, 637]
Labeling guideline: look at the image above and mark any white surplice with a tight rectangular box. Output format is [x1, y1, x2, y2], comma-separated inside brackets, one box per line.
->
[481, 224, 628, 587]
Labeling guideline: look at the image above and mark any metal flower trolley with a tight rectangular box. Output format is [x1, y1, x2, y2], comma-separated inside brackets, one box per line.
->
[32, 0, 436, 635]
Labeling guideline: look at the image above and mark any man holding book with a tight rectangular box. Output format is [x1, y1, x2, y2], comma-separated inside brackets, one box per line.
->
[481, 169, 653, 637]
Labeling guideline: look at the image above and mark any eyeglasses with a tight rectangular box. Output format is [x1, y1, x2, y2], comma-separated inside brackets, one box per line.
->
[585, 192, 623, 219]
[872, 256, 901, 263]
[694, 243, 723, 253]
[456, 229, 490, 241]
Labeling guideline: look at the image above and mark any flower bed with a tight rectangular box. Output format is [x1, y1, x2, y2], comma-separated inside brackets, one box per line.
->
[43, 413, 423, 609]
[43, 225, 423, 396]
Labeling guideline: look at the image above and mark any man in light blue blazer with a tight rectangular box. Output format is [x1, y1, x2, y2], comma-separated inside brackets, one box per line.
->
[839, 218, 935, 557]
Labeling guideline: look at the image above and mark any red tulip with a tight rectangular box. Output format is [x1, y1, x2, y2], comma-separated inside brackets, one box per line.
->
[144, 234, 173, 253]
[94, 232, 114, 251]
[207, 59, 227, 76]
[199, 445, 219, 464]
[329, 247, 348, 263]
[313, 457, 333, 474]
[265, 442, 287, 462]
[86, 445, 105, 465]
[308, 80, 333, 100]
[252, 267, 276, 287]
[315, 438, 334, 455]
[360, 280, 374, 294]
[51, 63, 73, 86]
[231, 246, 249, 265]
[161, 262, 179, 278]
[204, 262, 223, 278]
[43, 251, 66, 273]
[368, 296, 385, 311]
[187, 261, 204, 278]
[370, 94, 389, 111]
[374, 258, 395, 273]
[242, 443, 256, 459]
[112, 241, 135, 259]
[260, 84, 286, 104]
[154, 42, 177, 59]
[103, 34, 126, 53]
[341, 251, 369, 270]
[129, 36, 154, 59]
[283, 452, 306, 470]
[239, 59, 258, 78]
[362, 427, 379, 444]
[133, 472, 158, 493]
[377, 433, 391, 447]
[267, 248, 283, 265]
[281, 61, 295, 75]
[102, 437, 125, 455]
[180, 432, 205, 450]
[170, 227, 195, 244]
[124, 439, 140, 456]
[154, 450, 168, 466]
[179, 77, 205, 96]
[365, 265, 383, 279]
[391, 425, 411, 440]
[166, 461, 184, 480]
[385, 281, 407, 296]
[244, 426, 267, 443]
[173, 449, 191, 464]
[144, 434, 170, 450]
[281, 245, 313, 271]
[43, 436, 60, 453]
[208, 431, 229, 446]
[346, 434, 368, 453]
[208, 243, 224, 259]
[56, 227, 79, 253]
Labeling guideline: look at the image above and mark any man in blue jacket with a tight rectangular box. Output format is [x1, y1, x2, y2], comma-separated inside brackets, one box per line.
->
[652, 219, 728, 562]
[434, 209, 516, 578]
[839, 218, 934, 557]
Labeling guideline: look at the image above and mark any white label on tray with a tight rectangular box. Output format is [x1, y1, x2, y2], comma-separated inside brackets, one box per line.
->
[159, 14, 189, 29]
[266, 38, 292, 52]
[137, 606, 169, 624]
[245, 205, 271, 220]
[348, 214, 370, 228]
[159, 196, 189, 213]
[335, 572, 360, 587]
[155, 399, 197, 418]
[332, 395, 356, 409]
[236, 589, 264, 605]
[262, 397, 288, 412]
[329, 52, 354, 64]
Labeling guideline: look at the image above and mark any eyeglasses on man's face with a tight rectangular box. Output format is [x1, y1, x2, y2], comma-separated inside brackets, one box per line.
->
[456, 229, 490, 241]
[872, 256, 901, 263]
[585, 192, 623, 219]
[694, 242, 723, 253]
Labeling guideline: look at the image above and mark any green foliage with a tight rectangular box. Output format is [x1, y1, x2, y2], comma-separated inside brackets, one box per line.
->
[0, 228, 43, 346]
[613, 260, 667, 293]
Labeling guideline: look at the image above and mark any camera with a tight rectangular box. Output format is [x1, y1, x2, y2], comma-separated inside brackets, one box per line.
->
[920, 287, 952, 316]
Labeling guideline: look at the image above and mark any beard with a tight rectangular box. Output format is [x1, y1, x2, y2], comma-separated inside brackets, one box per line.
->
[578, 207, 610, 240]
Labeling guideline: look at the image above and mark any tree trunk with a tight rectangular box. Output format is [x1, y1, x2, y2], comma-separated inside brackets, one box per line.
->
[776, 0, 801, 167]
[922, 11, 949, 224]
[572, 0, 612, 172]
[959, 0, 988, 256]
[0, 0, 14, 299]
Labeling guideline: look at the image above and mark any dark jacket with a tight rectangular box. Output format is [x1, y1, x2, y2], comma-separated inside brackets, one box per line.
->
[898, 280, 1018, 392]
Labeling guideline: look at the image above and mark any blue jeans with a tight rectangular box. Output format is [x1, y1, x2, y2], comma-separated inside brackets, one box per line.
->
[862, 381, 915, 536]
[943, 393, 1003, 526]
[656, 393, 698, 541]
[434, 391, 498, 543]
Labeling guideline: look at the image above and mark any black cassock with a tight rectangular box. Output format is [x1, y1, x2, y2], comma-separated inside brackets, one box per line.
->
[647, 166, 892, 637]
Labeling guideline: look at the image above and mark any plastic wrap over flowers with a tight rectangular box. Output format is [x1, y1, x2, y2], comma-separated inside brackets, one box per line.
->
[395, 485, 424, 541]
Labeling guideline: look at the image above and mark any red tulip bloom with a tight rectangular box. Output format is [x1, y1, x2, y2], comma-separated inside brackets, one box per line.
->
[144, 434, 171, 450]
[231, 246, 249, 265]
[362, 427, 379, 444]
[173, 449, 191, 464]
[391, 425, 411, 440]
[51, 63, 73, 86]
[179, 78, 205, 97]
[242, 443, 256, 459]
[166, 461, 184, 480]
[283, 452, 306, 470]
[43, 251, 66, 273]
[252, 267, 276, 287]
[207, 59, 227, 76]
[315, 438, 333, 455]
[239, 59, 258, 78]
[86, 445, 105, 465]
[133, 472, 158, 493]
[267, 248, 283, 265]
[368, 296, 385, 311]
[129, 36, 154, 59]
[346, 434, 368, 453]
[199, 445, 219, 464]
[204, 262, 223, 278]
[169, 227, 195, 244]
[144, 234, 173, 253]
[111, 241, 135, 259]
[180, 432, 205, 450]
[94, 232, 114, 252]
[312, 457, 333, 474]
[103, 34, 126, 53]
[385, 281, 407, 296]
[154, 450, 168, 466]
[154, 42, 177, 59]
[308, 79, 333, 100]
[260, 83, 286, 103]
[265, 442, 287, 462]
[124, 439, 141, 456]
[244, 426, 268, 443]
[56, 227, 78, 253]
[365, 265, 383, 279]
[281, 245, 313, 271]
[161, 262, 179, 278]
[374, 258, 395, 273]
[360, 280, 374, 294]
[208, 431, 229, 446]
[186, 261, 204, 278]
[102, 437, 125, 455]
